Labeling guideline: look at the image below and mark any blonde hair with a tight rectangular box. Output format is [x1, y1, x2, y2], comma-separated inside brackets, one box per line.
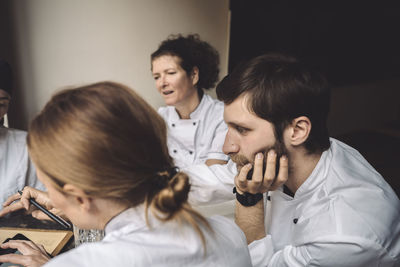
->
[28, 81, 211, 247]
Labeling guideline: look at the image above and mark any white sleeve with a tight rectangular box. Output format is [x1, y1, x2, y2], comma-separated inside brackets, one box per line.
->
[206, 119, 229, 161]
[248, 235, 276, 266]
[249, 235, 393, 267]
[185, 160, 237, 205]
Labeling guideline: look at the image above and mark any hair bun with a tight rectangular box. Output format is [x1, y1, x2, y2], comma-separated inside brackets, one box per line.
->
[151, 172, 190, 220]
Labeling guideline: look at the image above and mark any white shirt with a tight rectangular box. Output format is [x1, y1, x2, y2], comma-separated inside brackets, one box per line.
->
[0, 127, 44, 204]
[44, 205, 252, 267]
[158, 94, 229, 168]
[250, 138, 400, 266]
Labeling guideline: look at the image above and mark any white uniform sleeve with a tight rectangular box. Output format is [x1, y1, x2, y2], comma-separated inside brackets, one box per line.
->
[248, 235, 276, 266]
[249, 235, 395, 267]
[206, 116, 229, 162]
[185, 160, 237, 206]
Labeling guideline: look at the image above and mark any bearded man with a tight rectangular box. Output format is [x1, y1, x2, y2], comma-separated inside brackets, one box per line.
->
[216, 53, 400, 266]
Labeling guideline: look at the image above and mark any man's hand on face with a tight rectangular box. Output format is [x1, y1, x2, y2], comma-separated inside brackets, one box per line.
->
[235, 150, 288, 194]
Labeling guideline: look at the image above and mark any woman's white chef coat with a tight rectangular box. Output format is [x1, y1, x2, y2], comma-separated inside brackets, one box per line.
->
[0, 127, 44, 204]
[43, 205, 252, 267]
[250, 138, 400, 266]
[158, 94, 229, 168]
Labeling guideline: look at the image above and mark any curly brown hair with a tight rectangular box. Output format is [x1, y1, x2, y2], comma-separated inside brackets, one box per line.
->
[151, 34, 220, 91]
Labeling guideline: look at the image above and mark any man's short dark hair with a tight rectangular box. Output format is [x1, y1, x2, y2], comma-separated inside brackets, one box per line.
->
[216, 52, 331, 153]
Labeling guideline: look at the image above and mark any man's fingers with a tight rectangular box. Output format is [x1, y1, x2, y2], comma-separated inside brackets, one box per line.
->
[263, 150, 277, 188]
[248, 153, 264, 193]
[236, 163, 252, 191]
[270, 155, 289, 191]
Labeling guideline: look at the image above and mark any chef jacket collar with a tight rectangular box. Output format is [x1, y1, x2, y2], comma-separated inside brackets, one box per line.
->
[169, 93, 207, 121]
[105, 204, 148, 236]
[291, 140, 333, 199]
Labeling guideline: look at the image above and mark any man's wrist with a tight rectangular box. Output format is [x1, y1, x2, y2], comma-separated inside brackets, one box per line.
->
[233, 187, 263, 207]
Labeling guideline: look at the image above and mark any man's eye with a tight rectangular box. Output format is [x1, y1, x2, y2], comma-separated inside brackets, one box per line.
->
[167, 72, 176, 75]
[153, 76, 159, 80]
[235, 126, 248, 134]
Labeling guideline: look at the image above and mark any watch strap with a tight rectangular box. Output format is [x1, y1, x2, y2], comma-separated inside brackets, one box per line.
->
[233, 187, 263, 207]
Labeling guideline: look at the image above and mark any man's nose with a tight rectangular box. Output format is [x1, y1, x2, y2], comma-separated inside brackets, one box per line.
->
[223, 132, 239, 155]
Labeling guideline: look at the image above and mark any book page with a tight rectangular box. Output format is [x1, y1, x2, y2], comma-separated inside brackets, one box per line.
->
[0, 227, 73, 256]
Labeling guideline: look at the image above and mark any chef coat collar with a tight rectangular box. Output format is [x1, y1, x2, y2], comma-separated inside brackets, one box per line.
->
[105, 204, 148, 236]
[169, 93, 208, 121]
[291, 139, 333, 199]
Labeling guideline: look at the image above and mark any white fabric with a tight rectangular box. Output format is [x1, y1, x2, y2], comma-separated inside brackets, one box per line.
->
[250, 138, 400, 266]
[44, 206, 252, 267]
[185, 160, 237, 219]
[0, 127, 44, 204]
[158, 94, 229, 168]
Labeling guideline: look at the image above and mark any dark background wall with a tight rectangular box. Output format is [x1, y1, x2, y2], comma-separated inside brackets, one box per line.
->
[229, 0, 400, 86]
[0, 2, 14, 64]
[0, 1, 28, 128]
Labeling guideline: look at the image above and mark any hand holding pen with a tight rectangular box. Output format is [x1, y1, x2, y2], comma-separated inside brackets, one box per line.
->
[0, 186, 71, 228]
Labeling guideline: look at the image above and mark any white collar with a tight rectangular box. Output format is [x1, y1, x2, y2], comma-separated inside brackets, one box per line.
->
[168, 93, 210, 121]
[104, 204, 147, 236]
[292, 139, 333, 199]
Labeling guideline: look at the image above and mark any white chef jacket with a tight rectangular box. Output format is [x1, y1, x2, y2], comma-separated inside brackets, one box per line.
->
[250, 138, 400, 266]
[44, 205, 252, 267]
[158, 94, 229, 168]
[0, 127, 44, 204]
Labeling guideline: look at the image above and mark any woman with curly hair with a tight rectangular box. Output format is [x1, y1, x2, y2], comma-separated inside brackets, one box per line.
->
[0, 81, 251, 266]
[151, 34, 229, 168]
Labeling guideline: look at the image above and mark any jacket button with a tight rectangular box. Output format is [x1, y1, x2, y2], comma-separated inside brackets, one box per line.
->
[189, 151, 193, 155]
[173, 150, 177, 153]
[193, 122, 196, 126]
[293, 218, 298, 224]
[267, 196, 271, 201]
[172, 123, 175, 127]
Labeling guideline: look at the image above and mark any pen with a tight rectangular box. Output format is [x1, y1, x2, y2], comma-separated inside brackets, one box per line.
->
[18, 190, 71, 229]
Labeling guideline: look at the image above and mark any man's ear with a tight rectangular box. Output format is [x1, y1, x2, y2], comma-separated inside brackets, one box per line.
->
[287, 116, 311, 146]
[191, 67, 199, 86]
[63, 184, 93, 212]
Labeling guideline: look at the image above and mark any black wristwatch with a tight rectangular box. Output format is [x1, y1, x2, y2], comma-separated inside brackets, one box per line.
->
[233, 187, 263, 207]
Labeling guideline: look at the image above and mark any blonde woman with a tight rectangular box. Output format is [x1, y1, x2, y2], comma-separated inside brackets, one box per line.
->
[0, 82, 251, 267]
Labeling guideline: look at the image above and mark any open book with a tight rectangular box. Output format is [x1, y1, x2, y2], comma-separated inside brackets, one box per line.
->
[0, 227, 73, 256]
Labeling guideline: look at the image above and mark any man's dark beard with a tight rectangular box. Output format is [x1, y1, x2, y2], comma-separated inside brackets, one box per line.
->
[230, 140, 288, 180]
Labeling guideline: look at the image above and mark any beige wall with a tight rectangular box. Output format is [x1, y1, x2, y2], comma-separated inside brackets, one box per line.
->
[6, 0, 230, 129]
